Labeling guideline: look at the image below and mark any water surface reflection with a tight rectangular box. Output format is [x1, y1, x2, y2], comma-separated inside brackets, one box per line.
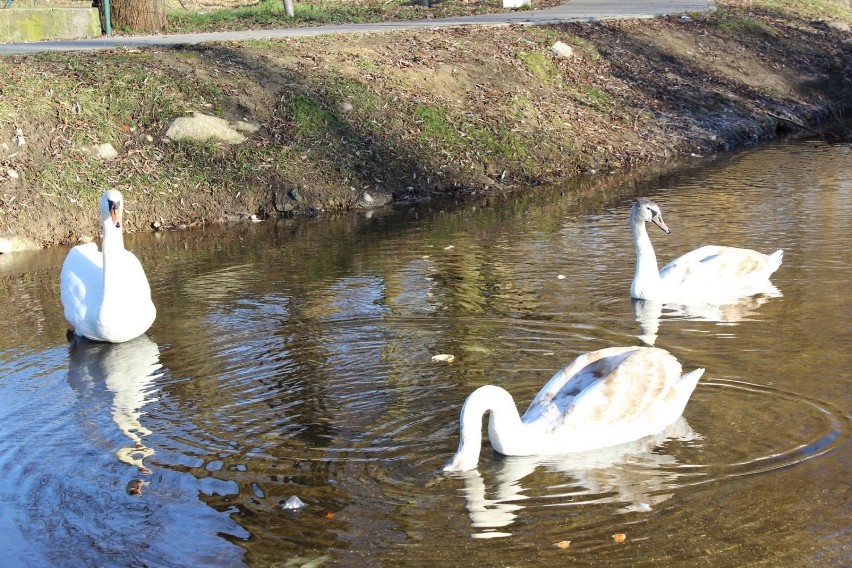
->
[68, 335, 162, 474]
[0, 140, 848, 566]
[458, 417, 700, 539]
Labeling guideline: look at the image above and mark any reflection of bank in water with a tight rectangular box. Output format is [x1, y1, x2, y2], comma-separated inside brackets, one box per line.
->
[67, 335, 163, 474]
[456, 417, 699, 539]
[632, 288, 780, 346]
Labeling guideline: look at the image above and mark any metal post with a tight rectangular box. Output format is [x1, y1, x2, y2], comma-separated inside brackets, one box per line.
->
[103, 0, 111, 36]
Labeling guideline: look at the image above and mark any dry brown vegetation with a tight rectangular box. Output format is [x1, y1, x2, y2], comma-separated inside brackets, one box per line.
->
[0, 1, 849, 249]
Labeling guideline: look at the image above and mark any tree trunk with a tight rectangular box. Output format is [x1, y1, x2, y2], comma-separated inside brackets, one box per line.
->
[282, 0, 294, 18]
[109, 0, 167, 33]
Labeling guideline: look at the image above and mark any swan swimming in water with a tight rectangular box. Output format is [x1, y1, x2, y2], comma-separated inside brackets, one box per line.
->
[630, 198, 783, 303]
[60, 190, 156, 343]
[443, 346, 704, 472]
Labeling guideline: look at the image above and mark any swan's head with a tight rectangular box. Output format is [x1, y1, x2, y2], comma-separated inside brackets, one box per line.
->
[101, 189, 124, 229]
[442, 450, 480, 473]
[631, 198, 670, 234]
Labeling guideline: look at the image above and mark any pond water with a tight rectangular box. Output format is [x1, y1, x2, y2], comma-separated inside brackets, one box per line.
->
[0, 139, 849, 567]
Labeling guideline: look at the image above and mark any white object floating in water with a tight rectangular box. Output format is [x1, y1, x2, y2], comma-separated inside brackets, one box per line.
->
[282, 495, 307, 510]
[432, 354, 455, 363]
[444, 245, 455, 250]
[557, 274, 566, 280]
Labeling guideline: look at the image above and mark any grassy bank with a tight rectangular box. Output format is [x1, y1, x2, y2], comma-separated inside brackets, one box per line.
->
[0, 0, 850, 249]
[166, 0, 536, 32]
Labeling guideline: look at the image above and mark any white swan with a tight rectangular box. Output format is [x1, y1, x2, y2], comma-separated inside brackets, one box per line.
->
[443, 346, 704, 472]
[61, 190, 156, 343]
[630, 198, 783, 302]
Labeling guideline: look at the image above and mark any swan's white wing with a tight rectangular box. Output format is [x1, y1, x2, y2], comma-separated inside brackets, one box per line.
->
[523, 346, 643, 422]
[551, 348, 684, 430]
[97, 248, 156, 342]
[660, 245, 778, 287]
[117, 249, 153, 299]
[60, 243, 103, 328]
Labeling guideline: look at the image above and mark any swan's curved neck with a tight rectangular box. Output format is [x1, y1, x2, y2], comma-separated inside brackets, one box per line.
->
[631, 219, 661, 299]
[101, 220, 125, 296]
[444, 385, 524, 472]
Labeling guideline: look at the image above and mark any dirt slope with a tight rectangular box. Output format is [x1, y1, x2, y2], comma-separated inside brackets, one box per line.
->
[0, 6, 849, 249]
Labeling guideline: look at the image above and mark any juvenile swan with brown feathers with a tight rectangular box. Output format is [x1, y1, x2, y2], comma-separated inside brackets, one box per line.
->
[443, 346, 704, 472]
[629, 198, 783, 302]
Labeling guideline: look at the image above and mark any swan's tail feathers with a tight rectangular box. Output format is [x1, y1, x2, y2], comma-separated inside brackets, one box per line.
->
[680, 367, 705, 388]
[674, 367, 704, 410]
[767, 249, 783, 273]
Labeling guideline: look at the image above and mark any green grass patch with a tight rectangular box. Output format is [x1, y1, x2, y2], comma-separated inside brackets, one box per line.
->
[525, 27, 560, 45]
[166, 0, 413, 32]
[285, 94, 340, 139]
[470, 124, 530, 162]
[723, 0, 851, 22]
[168, 0, 290, 31]
[714, 9, 776, 36]
[563, 82, 614, 111]
[414, 104, 462, 147]
[38, 159, 110, 203]
[0, 53, 222, 149]
[509, 94, 537, 124]
[566, 35, 603, 61]
[328, 79, 381, 113]
[165, 0, 512, 33]
[518, 50, 560, 83]
[411, 102, 533, 167]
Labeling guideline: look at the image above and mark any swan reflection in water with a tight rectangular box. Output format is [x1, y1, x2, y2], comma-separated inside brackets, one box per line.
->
[632, 288, 780, 346]
[454, 417, 699, 539]
[67, 335, 163, 475]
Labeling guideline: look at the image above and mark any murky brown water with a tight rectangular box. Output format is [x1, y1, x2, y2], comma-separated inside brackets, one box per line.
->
[0, 139, 849, 567]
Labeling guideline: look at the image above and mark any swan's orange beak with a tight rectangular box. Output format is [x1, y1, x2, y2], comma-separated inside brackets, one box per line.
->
[652, 214, 670, 234]
[108, 200, 121, 228]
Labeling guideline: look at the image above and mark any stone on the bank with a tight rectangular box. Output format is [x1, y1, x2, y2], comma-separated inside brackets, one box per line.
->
[165, 112, 248, 145]
[83, 143, 118, 160]
[232, 120, 260, 134]
[271, 184, 304, 213]
[550, 41, 575, 59]
[0, 236, 41, 253]
[827, 21, 851, 33]
[360, 191, 392, 208]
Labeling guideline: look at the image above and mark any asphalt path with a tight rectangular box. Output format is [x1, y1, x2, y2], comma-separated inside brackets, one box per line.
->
[0, 0, 714, 55]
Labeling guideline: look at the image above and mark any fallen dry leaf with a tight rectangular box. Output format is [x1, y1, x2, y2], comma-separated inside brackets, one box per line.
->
[553, 540, 571, 549]
[612, 533, 627, 543]
[324, 512, 335, 520]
